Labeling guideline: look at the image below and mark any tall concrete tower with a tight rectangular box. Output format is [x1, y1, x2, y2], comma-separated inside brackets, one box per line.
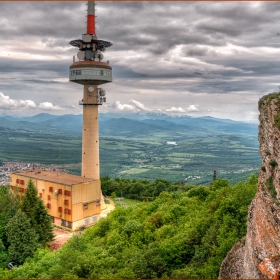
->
[69, 1, 112, 179]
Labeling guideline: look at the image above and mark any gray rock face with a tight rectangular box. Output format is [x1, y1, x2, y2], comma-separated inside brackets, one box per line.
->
[219, 93, 280, 279]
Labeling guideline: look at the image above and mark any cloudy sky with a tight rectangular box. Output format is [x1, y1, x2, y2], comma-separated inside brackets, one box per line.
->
[0, 1, 280, 122]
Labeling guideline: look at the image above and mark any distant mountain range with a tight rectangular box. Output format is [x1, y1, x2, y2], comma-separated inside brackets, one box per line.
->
[0, 113, 258, 138]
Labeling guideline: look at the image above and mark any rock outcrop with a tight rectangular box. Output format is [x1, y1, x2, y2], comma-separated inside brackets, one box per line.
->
[219, 93, 280, 279]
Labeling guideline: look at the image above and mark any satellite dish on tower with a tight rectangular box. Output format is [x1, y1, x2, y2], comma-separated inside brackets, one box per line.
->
[77, 51, 85, 60]
[99, 89, 106, 96]
[85, 50, 94, 60]
[83, 34, 92, 43]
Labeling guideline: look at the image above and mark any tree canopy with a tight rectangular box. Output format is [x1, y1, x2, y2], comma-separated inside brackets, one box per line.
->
[0, 180, 53, 270]
[1, 174, 258, 279]
[5, 209, 38, 264]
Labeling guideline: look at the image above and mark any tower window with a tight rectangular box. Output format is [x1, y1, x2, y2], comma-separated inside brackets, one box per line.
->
[71, 70, 81, 76]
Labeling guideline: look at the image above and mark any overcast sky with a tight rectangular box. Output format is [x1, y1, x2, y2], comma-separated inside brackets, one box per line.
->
[0, 1, 280, 122]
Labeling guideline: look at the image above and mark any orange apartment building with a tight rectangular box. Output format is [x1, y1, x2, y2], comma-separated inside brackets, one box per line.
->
[9, 170, 103, 230]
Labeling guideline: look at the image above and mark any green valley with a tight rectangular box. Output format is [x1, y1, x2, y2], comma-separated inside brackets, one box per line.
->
[0, 113, 260, 185]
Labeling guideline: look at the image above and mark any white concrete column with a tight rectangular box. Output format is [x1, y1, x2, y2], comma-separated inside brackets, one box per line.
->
[82, 85, 100, 179]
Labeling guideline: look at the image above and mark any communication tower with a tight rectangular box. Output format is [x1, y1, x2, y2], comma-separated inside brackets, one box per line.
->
[69, 1, 112, 179]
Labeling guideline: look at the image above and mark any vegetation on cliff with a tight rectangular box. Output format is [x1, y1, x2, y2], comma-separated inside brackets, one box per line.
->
[0, 175, 257, 279]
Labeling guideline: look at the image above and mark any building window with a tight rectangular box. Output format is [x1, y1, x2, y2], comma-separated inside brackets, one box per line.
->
[48, 195, 51, 200]
[16, 179, 19, 184]
[58, 189, 62, 194]
[64, 190, 71, 196]
[49, 187, 53, 192]
[47, 203, 51, 209]
[67, 221, 72, 228]
[100, 70, 104, 76]
[58, 207, 62, 212]
[84, 217, 90, 226]
[92, 215, 98, 224]
[19, 180, 24, 185]
[64, 209, 71, 215]
[39, 193, 42, 198]
[61, 219, 66, 227]
[64, 200, 69, 205]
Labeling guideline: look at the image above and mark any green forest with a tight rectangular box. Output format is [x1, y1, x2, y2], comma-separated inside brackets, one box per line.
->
[0, 181, 53, 271]
[0, 175, 257, 279]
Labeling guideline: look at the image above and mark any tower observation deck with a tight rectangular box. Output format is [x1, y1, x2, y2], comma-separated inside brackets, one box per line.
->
[69, 1, 112, 179]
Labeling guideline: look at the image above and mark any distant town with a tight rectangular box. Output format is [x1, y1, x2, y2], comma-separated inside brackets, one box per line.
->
[0, 160, 67, 186]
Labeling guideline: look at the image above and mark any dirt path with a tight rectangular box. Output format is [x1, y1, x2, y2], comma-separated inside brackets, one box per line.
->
[49, 198, 115, 251]
[49, 227, 73, 251]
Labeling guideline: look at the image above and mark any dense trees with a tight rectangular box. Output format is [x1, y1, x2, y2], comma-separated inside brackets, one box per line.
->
[0, 180, 53, 269]
[1, 174, 258, 279]
[21, 180, 54, 247]
[6, 209, 39, 264]
[101, 176, 185, 200]
[0, 186, 20, 269]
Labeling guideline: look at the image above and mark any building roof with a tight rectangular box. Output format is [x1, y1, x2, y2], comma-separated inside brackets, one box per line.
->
[11, 170, 97, 186]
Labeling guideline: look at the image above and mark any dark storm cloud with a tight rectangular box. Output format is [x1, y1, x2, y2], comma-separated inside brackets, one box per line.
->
[112, 65, 148, 79]
[0, 2, 83, 38]
[0, 57, 69, 76]
[0, 1, 280, 121]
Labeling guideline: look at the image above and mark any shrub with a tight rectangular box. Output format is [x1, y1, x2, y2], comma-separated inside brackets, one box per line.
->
[269, 160, 278, 167]
[266, 177, 277, 199]
[275, 112, 280, 130]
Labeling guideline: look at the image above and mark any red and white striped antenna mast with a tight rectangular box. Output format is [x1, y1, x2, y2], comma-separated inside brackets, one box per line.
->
[87, 1, 96, 35]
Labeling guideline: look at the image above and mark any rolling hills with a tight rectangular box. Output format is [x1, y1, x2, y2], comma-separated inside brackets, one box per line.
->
[0, 112, 260, 184]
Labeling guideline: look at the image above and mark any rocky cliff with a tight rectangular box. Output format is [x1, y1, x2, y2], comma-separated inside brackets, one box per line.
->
[219, 93, 280, 279]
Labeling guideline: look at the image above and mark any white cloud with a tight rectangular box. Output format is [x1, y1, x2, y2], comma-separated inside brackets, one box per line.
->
[130, 100, 152, 112]
[109, 100, 152, 113]
[166, 107, 186, 113]
[39, 102, 65, 111]
[109, 101, 136, 113]
[64, 105, 76, 109]
[187, 105, 199, 112]
[0, 92, 36, 110]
